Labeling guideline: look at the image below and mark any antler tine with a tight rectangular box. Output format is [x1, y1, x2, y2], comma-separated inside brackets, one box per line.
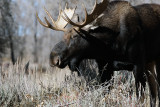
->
[62, 4, 86, 28]
[36, 11, 64, 31]
[44, 7, 67, 31]
[44, 7, 56, 27]
[65, 2, 68, 10]
[95, 0, 98, 8]
[96, 0, 98, 4]
[44, 17, 56, 30]
[36, 6, 69, 32]
[36, 12, 48, 28]
[37, 4, 77, 31]
[62, 4, 87, 28]
[62, 12, 79, 27]
[82, 3, 88, 24]
[63, 0, 108, 28]
[60, 4, 77, 26]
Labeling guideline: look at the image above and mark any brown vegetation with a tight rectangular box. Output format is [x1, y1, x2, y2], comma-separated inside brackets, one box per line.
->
[0, 60, 153, 106]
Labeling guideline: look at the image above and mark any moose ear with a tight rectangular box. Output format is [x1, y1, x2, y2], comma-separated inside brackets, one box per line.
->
[74, 28, 107, 47]
[78, 29, 109, 49]
[73, 28, 87, 39]
[73, 28, 99, 42]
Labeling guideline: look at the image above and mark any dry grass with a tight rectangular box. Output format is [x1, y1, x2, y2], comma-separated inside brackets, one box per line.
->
[0, 60, 152, 107]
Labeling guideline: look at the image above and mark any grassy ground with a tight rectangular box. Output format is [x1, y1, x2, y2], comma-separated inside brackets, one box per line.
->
[0, 60, 152, 107]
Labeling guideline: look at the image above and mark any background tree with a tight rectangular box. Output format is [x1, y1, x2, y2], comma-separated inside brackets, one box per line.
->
[0, 0, 160, 64]
[0, 0, 17, 64]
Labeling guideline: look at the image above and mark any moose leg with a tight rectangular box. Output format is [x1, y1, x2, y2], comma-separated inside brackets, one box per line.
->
[112, 61, 134, 71]
[133, 65, 146, 103]
[97, 60, 134, 83]
[96, 60, 114, 83]
[101, 63, 113, 84]
[146, 62, 157, 107]
[156, 60, 160, 107]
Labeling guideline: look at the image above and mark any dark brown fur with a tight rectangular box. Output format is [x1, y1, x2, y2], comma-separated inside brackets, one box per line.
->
[49, 1, 160, 106]
[94, 1, 160, 106]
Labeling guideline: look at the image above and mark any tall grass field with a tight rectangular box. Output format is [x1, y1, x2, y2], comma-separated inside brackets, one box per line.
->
[0, 60, 154, 107]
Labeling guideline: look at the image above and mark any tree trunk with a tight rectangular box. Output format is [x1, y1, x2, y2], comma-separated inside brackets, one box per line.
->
[9, 35, 16, 64]
[34, 14, 38, 63]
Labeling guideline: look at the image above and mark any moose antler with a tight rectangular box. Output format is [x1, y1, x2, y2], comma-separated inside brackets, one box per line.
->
[36, 4, 76, 32]
[63, 0, 108, 28]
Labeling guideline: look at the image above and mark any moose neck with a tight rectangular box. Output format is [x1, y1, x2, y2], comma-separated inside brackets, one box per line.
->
[82, 26, 119, 60]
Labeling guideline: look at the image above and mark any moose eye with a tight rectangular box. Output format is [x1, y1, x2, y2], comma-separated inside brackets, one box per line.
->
[71, 35, 78, 38]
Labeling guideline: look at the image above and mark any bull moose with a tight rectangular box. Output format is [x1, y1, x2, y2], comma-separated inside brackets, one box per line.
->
[36, 0, 160, 106]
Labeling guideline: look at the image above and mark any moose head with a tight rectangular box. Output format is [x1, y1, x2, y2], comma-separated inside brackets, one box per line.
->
[36, 0, 112, 71]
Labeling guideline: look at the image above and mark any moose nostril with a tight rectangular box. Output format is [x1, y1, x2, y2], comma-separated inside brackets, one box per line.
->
[55, 57, 59, 65]
[52, 56, 61, 66]
[50, 52, 61, 66]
